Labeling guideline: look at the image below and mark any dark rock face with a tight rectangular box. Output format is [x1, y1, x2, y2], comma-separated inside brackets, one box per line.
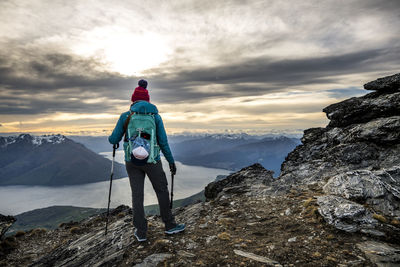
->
[279, 73, 400, 238]
[0, 214, 16, 239]
[204, 163, 274, 199]
[364, 73, 400, 92]
[322, 92, 400, 127]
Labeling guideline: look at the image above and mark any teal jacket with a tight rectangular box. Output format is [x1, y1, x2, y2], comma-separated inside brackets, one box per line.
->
[108, 101, 175, 164]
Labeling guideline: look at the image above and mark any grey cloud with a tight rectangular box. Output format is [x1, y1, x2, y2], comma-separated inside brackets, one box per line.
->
[149, 47, 400, 102]
[0, 53, 136, 93]
[0, 44, 399, 115]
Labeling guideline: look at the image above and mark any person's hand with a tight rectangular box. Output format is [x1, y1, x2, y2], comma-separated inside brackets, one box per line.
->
[169, 162, 177, 176]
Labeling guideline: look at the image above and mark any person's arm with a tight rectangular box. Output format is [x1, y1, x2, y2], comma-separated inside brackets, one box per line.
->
[155, 114, 175, 164]
[108, 113, 128, 145]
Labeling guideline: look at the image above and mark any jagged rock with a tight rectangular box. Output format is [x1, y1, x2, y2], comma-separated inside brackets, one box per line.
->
[205, 163, 273, 199]
[31, 218, 133, 266]
[0, 214, 16, 239]
[324, 170, 386, 199]
[280, 119, 399, 186]
[278, 74, 400, 238]
[135, 253, 172, 267]
[322, 92, 400, 128]
[356, 241, 400, 266]
[364, 73, 400, 92]
[317, 195, 377, 233]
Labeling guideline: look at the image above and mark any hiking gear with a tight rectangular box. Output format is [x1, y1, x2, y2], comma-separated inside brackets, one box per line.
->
[169, 162, 177, 176]
[165, 223, 186, 235]
[126, 160, 177, 235]
[105, 144, 118, 235]
[132, 145, 149, 160]
[124, 110, 160, 164]
[108, 101, 175, 164]
[131, 86, 150, 102]
[138, 79, 148, 89]
[129, 136, 150, 166]
[134, 229, 147, 242]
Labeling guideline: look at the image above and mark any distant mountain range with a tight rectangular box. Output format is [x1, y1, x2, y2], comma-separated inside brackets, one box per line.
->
[171, 135, 300, 176]
[70, 133, 301, 176]
[0, 134, 127, 186]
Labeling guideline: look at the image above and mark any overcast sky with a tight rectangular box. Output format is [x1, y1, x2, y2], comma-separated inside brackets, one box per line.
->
[0, 0, 399, 135]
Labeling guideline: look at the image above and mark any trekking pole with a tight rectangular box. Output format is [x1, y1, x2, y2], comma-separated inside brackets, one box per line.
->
[170, 172, 174, 209]
[105, 143, 118, 235]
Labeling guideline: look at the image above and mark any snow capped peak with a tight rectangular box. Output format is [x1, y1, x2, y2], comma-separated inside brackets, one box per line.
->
[31, 134, 66, 146]
[205, 133, 252, 140]
[0, 134, 67, 148]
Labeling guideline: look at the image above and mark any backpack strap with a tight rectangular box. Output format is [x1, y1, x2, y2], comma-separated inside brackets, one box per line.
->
[123, 112, 135, 142]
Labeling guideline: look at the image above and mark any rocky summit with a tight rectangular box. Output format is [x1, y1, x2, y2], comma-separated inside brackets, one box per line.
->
[1, 73, 400, 266]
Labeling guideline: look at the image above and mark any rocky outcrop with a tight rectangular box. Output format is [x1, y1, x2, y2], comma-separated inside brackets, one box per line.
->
[364, 73, 400, 92]
[279, 73, 400, 240]
[0, 214, 15, 239]
[322, 92, 400, 127]
[204, 163, 274, 199]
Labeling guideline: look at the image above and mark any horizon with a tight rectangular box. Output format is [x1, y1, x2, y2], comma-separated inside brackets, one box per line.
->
[1, 1, 399, 135]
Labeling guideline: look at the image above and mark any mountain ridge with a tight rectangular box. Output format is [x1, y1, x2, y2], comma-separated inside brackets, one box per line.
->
[0, 134, 126, 186]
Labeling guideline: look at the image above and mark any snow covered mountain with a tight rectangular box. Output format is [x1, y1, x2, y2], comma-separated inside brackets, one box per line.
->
[0, 134, 126, 186]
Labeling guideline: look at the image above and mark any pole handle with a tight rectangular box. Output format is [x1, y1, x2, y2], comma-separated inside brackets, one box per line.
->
[170, 173, 174, 209]
[113, 143, 119, 157]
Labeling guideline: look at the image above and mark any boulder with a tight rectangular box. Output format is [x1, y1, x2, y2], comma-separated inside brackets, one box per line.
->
[317, 195, 377, 233]
[364, 73, 400, 92]
[323, 167, 400, 218]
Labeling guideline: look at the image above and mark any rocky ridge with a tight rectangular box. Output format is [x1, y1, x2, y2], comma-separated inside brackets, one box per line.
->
[278, 73, 400, 241]
[1, 73, 400, 266]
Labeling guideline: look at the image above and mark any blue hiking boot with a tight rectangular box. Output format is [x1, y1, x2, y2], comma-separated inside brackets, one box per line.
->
[134, 230, 147, 242]
[165, 224, 186, 235]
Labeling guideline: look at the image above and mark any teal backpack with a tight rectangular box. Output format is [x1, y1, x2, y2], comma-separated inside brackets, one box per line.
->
[123, 110, 160, 164]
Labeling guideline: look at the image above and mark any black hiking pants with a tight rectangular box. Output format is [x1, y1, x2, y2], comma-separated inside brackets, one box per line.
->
[125, 160, 176, 236]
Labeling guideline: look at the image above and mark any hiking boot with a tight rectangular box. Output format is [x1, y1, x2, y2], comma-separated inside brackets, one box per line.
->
[134, 230, 147, 242]
[165, 224, 186, 235]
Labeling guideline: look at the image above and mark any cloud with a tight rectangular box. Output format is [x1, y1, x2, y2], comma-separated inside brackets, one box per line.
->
[0, 0, 400, 133]
[0, 45, 399, 115]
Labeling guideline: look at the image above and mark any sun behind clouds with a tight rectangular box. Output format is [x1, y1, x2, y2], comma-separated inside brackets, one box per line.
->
[72, 26, 171, 76]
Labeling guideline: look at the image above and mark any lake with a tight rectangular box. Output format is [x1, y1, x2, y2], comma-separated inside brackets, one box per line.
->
[0, 151, 230, 215]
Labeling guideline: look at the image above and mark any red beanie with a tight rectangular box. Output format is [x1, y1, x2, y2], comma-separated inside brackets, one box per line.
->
[131, 86, 150, 102]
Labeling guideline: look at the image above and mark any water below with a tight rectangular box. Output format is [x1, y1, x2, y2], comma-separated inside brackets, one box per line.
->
[0, 151, 230, 215]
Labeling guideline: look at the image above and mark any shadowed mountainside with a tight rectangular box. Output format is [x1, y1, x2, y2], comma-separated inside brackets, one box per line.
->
[0, 134, 126, 186]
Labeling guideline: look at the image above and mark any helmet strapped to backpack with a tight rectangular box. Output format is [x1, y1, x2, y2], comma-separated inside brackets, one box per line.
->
[123, 108, 160, 165]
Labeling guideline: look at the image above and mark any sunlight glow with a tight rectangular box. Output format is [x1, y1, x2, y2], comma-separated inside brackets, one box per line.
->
[72, 27, 171, 76]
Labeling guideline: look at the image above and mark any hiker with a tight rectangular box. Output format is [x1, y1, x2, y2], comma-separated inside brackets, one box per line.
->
[108, 79, 185, 242]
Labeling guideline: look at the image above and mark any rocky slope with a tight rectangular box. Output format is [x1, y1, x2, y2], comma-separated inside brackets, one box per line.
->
[1, 73, 400, 266]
